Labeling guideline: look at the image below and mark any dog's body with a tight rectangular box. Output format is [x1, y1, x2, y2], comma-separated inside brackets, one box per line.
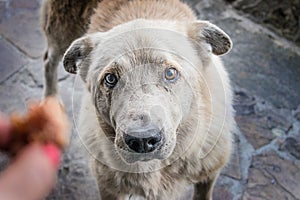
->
[42, 0, 235, 199]
[41, 0, 100, 96]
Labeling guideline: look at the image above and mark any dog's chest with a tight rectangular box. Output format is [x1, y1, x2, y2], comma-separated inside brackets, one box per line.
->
[107, 163, 193, 198]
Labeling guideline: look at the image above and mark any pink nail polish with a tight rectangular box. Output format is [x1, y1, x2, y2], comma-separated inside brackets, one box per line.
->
[43, 144, 61, 168]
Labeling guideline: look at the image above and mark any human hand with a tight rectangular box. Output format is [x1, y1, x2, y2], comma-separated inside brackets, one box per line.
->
[0, 115, 61, 200]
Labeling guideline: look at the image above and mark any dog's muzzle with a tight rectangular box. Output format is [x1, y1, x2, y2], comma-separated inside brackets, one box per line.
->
[124, 125, 163, 153]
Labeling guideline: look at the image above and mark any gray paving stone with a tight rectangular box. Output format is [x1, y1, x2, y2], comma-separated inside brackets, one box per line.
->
[0, 84, 30, 113]
[236, 113, 284, 149]
[233, 91, 255, 116]
[221, 135, 242, 180]
[244, 151, 300, 200]
[10, 0, 40, 10]
[0, 36, 28, 84]
[223, 25, 300, 109]
[0, 67, 42, 114]
[0, 0, 46, 58]
[214, 176, 243, 200]
[26, 58, 70, 87]
[234, 90, 292, 149]
[295, 111, 300, 122]
[213, 180, 234, 200]
[279, 137, 300, 160]
[226, 0, 300, 45]
[0, 2, 5, 24]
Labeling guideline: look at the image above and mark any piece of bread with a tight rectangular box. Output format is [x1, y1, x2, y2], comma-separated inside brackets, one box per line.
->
[3, 97, 69, 156]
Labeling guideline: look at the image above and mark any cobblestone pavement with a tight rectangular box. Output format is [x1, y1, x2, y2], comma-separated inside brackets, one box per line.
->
[0, 0, 299, 199]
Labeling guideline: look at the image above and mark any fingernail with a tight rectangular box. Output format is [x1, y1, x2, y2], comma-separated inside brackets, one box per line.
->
[42, 144, 61, 168]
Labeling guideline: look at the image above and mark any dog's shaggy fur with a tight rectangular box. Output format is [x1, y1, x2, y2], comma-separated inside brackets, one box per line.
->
[41, 0, 235, 199]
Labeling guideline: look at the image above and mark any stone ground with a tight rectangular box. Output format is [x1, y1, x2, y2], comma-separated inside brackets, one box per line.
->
[0, 0, 299, 199]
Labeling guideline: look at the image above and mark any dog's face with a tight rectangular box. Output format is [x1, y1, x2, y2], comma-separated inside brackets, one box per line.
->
[97, 59, 186, 163]
[63, 19, 232, 164]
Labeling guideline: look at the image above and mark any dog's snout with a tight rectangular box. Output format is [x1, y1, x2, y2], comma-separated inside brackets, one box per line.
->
[124, 127, 162, 153]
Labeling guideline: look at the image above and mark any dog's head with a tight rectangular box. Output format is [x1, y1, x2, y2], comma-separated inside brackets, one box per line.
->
[63, 19, 232, 164]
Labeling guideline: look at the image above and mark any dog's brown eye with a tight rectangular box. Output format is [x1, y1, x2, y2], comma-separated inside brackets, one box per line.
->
[165, 67, 179, 81]
[104, 73, 118, 88]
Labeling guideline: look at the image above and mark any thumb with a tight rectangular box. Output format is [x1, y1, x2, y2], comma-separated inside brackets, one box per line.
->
[0, 143, 61, 200]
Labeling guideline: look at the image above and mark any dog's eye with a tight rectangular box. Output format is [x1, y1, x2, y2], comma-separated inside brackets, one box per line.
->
[164, 67, 179, 81]
[104, 73, 118, 88]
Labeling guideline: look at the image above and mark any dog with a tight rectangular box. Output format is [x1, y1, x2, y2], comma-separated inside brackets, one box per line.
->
[41, 0, 235, 199]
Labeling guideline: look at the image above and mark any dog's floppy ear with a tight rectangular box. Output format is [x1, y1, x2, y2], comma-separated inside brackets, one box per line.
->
[63, 35, 93, 82]
[189, 20, 232, 55]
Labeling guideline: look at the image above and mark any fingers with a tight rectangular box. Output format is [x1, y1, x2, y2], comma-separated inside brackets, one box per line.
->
[0, 114, 12, 148]
[0, 143, 61, 200]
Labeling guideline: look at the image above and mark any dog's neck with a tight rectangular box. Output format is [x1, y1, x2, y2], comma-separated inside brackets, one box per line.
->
[88, 0, 196, 33]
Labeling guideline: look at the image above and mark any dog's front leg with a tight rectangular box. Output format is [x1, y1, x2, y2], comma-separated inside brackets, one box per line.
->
[43, 47, 60, 97]
[193, 174, 218, 200]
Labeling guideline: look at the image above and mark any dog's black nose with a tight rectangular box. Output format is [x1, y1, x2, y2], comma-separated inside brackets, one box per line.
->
[124, 127, 162, 153]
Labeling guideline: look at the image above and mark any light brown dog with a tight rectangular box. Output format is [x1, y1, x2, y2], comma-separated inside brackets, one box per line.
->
[42, 0, 235, 199]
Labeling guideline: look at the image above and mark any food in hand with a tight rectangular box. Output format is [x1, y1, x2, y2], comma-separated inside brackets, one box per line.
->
[2, 97, 69, 156]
